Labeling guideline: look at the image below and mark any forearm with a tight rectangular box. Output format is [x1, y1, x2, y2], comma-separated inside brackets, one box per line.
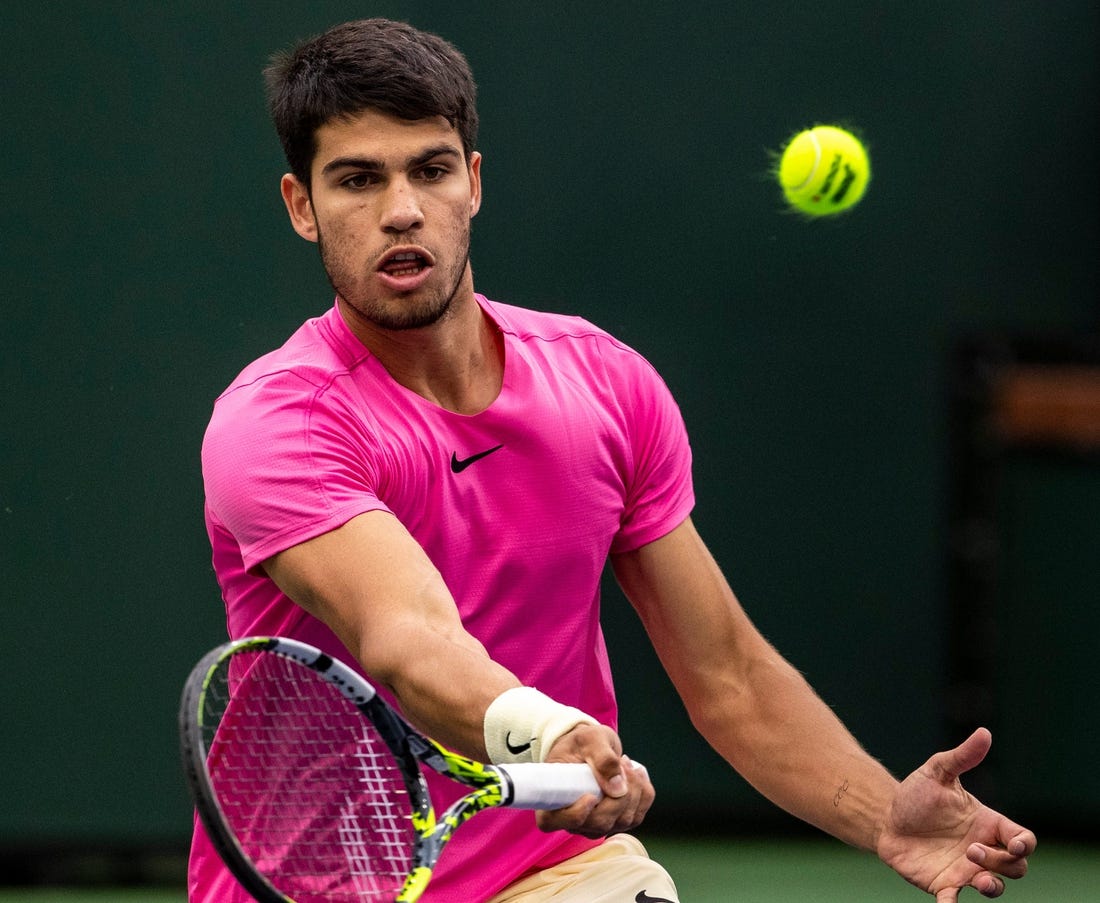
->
[357, 618, 521, 759]
[263, 511, 521, 759]
[613, 519, 897, 850]
[687, 648, 897, 850]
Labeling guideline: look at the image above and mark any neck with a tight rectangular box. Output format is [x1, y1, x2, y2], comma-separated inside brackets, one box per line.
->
[340, 284, 504, 415]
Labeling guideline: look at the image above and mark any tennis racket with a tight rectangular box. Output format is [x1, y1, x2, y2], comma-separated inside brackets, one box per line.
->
[179, 636, 603, 903]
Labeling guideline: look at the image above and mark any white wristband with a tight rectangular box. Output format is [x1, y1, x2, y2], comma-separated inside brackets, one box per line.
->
[483, 687, 599, 765]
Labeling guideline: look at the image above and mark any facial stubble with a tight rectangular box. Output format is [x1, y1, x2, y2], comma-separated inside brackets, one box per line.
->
[316, 222, 472, 332]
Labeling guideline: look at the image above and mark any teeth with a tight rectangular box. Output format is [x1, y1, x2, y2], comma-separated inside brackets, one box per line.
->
[382, 250, 427, 279]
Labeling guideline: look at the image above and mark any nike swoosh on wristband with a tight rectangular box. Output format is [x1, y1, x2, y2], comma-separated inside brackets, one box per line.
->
[635, 892, 676, 903]
[450, 444, 504, 473]
[505, 733, 534, 755]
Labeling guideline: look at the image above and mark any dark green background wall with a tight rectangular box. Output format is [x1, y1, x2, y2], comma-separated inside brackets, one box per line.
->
[2, 1, 1096, 848]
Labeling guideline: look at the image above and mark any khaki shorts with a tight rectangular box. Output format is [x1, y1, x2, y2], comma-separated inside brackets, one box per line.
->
[486, 835, 679, 903]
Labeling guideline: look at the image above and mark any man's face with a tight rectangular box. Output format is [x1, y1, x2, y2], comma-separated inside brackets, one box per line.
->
[282, 108, 482, 331]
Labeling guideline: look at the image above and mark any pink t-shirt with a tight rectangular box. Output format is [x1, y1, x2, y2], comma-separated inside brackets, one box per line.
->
[193, 295, 694, 902]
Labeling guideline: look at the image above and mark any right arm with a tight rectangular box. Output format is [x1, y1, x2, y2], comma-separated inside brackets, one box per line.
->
[262, 509, 652, 833]
[263, 509, 518, 759]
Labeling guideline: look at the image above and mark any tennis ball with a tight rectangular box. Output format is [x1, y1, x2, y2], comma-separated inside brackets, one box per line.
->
[777, 125, 870, 217]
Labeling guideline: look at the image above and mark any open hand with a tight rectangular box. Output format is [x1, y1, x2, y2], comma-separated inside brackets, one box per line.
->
[877, 728, 1036, 901]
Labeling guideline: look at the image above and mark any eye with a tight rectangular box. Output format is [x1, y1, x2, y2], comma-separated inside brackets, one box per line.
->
[339, 172, 377, 190]
[419, 165, 449, 183]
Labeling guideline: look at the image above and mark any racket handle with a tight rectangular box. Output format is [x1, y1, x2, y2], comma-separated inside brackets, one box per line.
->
[496, 762, 601, 809]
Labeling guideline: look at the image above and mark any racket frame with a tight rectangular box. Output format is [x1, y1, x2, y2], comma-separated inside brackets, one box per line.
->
[179, 636, 432, 903]
[180, 636, 599, 903]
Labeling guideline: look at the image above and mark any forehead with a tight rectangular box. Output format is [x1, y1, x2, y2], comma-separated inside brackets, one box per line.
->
[312, 109, 463, 169]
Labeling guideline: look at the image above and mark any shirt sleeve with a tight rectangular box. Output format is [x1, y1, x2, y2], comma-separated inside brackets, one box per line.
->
[603, 342, 695, 554]
[201, 371, 391, 572]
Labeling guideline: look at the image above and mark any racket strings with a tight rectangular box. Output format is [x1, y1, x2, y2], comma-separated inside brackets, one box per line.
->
[342, 739, 416, 879]
[203, 650, 417, 902]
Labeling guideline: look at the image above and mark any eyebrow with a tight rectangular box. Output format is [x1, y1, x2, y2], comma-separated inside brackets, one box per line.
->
[321, 144, 464, 177]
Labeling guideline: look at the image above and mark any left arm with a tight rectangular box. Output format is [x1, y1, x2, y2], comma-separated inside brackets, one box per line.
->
[612, 516, 895, 849]
[612, 516, 1035, 899]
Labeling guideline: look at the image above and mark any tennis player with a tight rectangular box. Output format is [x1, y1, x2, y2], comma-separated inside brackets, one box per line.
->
[193, 18, 1036, 903]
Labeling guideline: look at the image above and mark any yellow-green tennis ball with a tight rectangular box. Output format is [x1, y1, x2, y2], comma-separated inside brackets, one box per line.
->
[777, 125, 870, 216]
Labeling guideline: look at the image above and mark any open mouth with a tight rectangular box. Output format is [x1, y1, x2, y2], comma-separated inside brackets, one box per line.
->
[380, 250, 430, 278]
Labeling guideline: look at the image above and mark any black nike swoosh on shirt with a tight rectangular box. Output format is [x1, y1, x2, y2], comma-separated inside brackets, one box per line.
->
[636, 892, 676, 903]
[450, 444, 504, 473]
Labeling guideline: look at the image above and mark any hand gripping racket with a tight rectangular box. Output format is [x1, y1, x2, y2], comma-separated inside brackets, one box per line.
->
[179, 636, 602, 903]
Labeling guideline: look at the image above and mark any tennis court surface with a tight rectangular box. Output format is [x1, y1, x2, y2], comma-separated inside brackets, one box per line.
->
[1, 836, 1095, 902]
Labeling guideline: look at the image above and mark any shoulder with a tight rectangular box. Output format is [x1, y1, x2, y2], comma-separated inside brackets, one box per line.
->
[213, 305, 372, 419]
[205, 308, 371, 463]
[482, 296, 679, 431]
[220, 309, 362, 398]
[480, 294, 647, 367]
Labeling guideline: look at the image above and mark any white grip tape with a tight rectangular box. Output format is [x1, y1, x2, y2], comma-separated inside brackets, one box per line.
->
[484, 686, 598, 764]
[496, 762, 601, 809]
[496, 759, 649, 809]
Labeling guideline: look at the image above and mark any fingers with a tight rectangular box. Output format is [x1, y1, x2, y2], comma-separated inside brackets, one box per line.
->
[959, 829, 1035, 900]
[534, 789, 599, 833]
[935, 874, 1002, 900]
[537, 724, 653, 837]
[935, 872, 1004, 903]
[543, 722, 627, 799]
[536, 755, 653, 837]
[1008, 833, 1037, 858]
[597, 756, 653, 832]
[929, 727, 993, 784]
[593, 749, 630, 799]
[928, 832, 1033, 903]
[968, 835, 1034, 880]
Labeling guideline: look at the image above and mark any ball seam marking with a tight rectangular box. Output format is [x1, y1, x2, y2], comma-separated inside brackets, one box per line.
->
[791, 128, 823, 191]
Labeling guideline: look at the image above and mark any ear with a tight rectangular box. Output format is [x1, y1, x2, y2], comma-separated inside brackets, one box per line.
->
[280, 173, 318, 243]
[468, 151, 483, 219]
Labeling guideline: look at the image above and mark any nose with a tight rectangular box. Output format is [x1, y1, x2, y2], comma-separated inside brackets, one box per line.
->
[381, 179, 424, 234]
